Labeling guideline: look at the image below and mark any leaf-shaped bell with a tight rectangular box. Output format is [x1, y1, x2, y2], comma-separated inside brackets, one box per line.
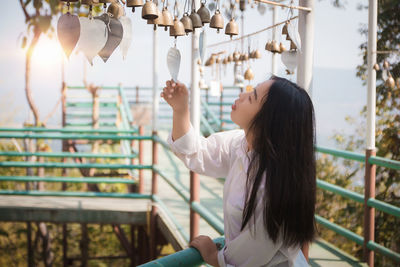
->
[210, 9, 224, 33]
[81, 0, 99, 5]
[169, 17, 185, 37]
[225, 18, 238, 38]
[148, 8, 163, 29]
[159, 7, 173, 31]
[190, 10, 203, 29]
[197, 2, 211, 25]
[180, 13, 193, 34]
[142, 0, 158, 20]
[107, 2, 124, 19]
[244, 67, 254, 81]
[126, 0, 144, 12]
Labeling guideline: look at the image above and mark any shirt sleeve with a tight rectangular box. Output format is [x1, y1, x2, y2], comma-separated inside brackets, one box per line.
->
[167, 124, 243, 178]
[217, 201, 284, 267]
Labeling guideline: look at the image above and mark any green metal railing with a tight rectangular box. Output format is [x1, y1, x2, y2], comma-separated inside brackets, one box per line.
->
[1, 85, 399, 265]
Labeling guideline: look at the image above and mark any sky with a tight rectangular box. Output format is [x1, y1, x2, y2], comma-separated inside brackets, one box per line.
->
[0, 0, 368, 148]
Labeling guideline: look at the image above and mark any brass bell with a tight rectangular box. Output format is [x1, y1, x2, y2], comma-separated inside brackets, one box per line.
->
[205, 55, 215, 66]
[249, 50, 255, 59]
[223, 57, 228, 64]
[148, 8, 163, 29]
[190, 10, 203, 29]
[282, 22, 288, 35]
[286, 34, 291, 41]
[385, 76, 395, 89]
[383, 60, 390, 69]
[373, 63, 380, 71]
[225, 18, 238, 38]
[265, 41, 272, 51]
[210, 9, 224, 33]
[197, 2, 211, 25]
[180, 13, 193, 34]
[107, 2, 124, 19]
[142, 0, 158, 20]
[233, 51, 241, 62]
[244, 67, 254, 81]
[127, 0, 144, 12]
[271, 40, 280, 53]
[228, 53, 233, 62]
[216, 57, 221, 64]
[279, 43, 286, 53]
[99, 0, 113, 3]
[240, 53, 248, 61]
[81, 0, 99, 5]
[290, 41, 297, 50]
[169, 17, 185, 37]
[159, 7, 173, 31]
[254, 49, 261, 59]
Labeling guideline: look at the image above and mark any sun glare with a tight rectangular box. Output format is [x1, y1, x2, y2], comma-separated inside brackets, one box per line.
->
[32, 38, 62, 68]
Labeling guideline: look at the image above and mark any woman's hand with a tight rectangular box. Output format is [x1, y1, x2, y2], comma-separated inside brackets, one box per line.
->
[160, 80, 189, 113]
[190, 235, 220, 267]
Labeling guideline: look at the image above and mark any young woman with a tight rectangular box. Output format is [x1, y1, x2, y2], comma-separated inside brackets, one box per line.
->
[161, 76, 316, 267]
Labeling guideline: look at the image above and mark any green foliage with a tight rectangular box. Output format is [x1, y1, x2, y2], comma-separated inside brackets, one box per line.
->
[317, 0, 400, 265]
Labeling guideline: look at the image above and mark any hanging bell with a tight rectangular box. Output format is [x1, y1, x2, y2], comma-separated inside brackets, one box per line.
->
[99, 0, 113, 2]
[190, 10, 203, 29]
[81, 0, 99, 5]
[383, 60, 390, 69]
[254, 49, 261, 59]
[286, 34, 291, 41]
[223, 57, 228, 64]
[169, 17, 185, 37]
[244, 67, 254, 81]
[290, 41, 297, 50]
[279, 43, 286, 53]
[127, 0, 144, 12]
[148, 8, 163, 30]
[233, 51, 241, 62]
[210, 9, 224, 33]
[180, 13, 193, 34]
[271, 40, 280, 53]
[265, 41, 272, 51]
[142, 0, 158, 20]
[385, 76, 395, 89]
[61, 0, 79, 1]
[228, 53, 233, 62]
[197, 2, 211, 25]
[159, 7, 173, 31]
[282, 22, 288, 35]
[249, 50, 255, 59]
[107, 2, 124, 19]
[225, 18, 238, 38]
[216, 57, 221, 64]
[373, 63, 380, 71]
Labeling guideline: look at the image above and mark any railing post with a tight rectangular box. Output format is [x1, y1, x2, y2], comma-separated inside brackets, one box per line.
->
[190, 171, 200, 241]
[151, 131, 158, 259]
[364, 149, 376, 266]
[138, 126, 144, 194]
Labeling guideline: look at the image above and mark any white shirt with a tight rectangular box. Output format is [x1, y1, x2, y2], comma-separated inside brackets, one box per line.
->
[167, 125, 308, 267]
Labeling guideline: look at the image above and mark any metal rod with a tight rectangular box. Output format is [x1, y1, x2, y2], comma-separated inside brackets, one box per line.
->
[255, 0, 312, 12]
[364, 149, 376, 266]
[207, 16, 298, 48]
[297, 0, 314, 94]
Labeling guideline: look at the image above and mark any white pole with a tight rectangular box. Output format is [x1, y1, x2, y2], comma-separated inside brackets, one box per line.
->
[271, 5, 278, 75]
[366, 0, 377, 150]
[296, 0, 314, 94]
[152, 28, 159, 132]
[190, 0, 201, 133]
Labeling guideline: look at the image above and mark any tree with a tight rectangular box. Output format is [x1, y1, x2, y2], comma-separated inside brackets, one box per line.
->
[317, 0, 399, 265]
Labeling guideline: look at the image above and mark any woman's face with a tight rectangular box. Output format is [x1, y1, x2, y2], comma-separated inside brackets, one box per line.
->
[230, 80, 272, 131]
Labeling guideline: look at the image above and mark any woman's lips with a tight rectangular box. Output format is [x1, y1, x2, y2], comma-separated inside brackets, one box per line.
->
[232, 104, 236, 110]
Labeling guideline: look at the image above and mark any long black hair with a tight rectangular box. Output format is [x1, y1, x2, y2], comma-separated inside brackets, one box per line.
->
[241, 76, 316, 248]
